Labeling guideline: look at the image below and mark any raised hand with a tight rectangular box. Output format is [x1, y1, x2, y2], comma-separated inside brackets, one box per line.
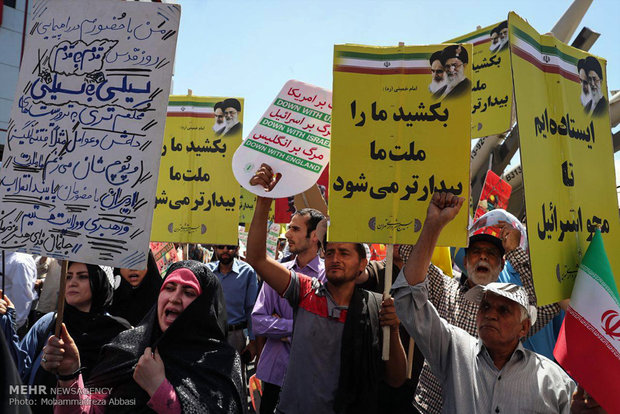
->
[249, 163, 282, 193]
[425, 192, 465, 229]
[498, 220, 521, 253]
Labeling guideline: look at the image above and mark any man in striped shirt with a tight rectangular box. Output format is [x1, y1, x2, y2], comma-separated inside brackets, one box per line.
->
[398, 192, 564, 414]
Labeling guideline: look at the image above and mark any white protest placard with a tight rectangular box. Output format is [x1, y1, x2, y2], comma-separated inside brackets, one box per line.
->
[266, 222, 281, 259]
[238, 223, 279, 259]
[232, 80, 331, 198]
[0, 0, 180, 269]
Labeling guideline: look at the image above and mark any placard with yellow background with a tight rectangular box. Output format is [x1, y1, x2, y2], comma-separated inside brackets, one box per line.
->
[151, 96, 242, 244]
[510, 12, 620, 305]
[448, 20, 513, 138]
[329, 44, 471, 246]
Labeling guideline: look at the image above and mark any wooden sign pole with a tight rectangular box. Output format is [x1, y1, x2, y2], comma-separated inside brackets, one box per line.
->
[406, 338, 416, 379]
[1, 250, 5, 295]
[54, 260, 69, 337]
[382, 244, 394, 361]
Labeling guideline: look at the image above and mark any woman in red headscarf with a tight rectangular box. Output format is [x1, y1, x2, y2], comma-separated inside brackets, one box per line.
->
[42, 261, 244, 413]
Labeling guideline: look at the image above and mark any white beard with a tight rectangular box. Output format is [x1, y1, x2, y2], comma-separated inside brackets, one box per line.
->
[223, 116, 239, 133]
[467, 260, 500, 286]
[444, 70, 465, 94]
[489, 41, 500, 53]
[429, 79, 446, 94]
[590, 87, 603, 109]
[213, 122, 225, 132]
[580, 90, 592, 108]
[497, 36, 509, 50]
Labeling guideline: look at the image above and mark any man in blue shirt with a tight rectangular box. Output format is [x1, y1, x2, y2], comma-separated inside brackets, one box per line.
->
[207, 244, 259, 367]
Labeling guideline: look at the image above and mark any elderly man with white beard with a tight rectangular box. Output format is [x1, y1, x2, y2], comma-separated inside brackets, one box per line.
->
[428, 51, 447, 98]
[488, 21, 508, 53]
[396, 192, 564, 414]
[213, 101, 226, 134]
[577, 59, 593, 112]
[489, 26, 500, 53]
[495, 20, 509, 52]
[439, 45, 471, 100]
[221, 97, 243, 136]
[584, 56, 607, 117]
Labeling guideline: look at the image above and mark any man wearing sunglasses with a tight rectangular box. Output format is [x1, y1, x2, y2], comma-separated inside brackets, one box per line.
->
[207, 243, 259, 374]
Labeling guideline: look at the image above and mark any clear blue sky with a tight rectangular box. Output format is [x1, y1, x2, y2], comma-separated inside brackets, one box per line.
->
[171, 0, 619, 137]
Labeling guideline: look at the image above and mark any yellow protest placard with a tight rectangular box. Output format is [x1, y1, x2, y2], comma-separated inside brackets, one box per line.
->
[239, 188, 256, 225]
[509, 12, 620, 305]
[329, 44, 471, 246]
[238, 187, 274, 225]
[151, 96, 243, 244]
[448, 21, 513, 138]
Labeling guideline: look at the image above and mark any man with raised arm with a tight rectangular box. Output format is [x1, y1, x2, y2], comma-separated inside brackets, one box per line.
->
[398, 192, 564, 414]
[251, 207, 326, 414]
[392, 192, 575, 413]
[246, 164, 406, 414]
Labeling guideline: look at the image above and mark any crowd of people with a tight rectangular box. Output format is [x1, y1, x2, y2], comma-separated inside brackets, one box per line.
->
[0, 163, 607, 413]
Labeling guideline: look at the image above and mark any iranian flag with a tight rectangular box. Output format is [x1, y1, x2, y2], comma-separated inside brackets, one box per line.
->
[554, 229, 620, 412]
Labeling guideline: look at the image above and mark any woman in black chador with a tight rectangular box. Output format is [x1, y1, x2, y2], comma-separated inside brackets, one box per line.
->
[42, 261, 245, 414]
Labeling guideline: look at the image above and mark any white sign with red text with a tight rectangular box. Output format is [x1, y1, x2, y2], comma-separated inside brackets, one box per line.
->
[232, 80, 331, 198]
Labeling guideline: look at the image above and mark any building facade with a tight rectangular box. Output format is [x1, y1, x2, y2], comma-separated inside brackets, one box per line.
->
[0, 0, 29, 158]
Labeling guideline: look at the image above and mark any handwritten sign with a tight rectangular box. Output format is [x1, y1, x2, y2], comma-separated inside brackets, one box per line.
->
[232, 80, 331, 198]
[509, 12, 620, 304]
[328, 44, 471, 245]
[0, 0, 180, 269]
[151, 95, 242, 244]
[448, 21, 513, 138]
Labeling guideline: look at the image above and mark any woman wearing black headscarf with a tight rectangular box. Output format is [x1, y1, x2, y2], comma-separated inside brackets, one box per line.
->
[110, 250, 163, 327]
[43, 260, 245, 414]
[0, 262, 130, 413]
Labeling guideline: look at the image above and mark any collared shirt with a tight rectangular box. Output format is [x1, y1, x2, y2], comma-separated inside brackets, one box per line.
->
[207, 258, 258, 339]
[252, 255, 325, 386]
[3, 252, 37, 328]
[392, 275, 575, 414]
[400, 247, 562, 414]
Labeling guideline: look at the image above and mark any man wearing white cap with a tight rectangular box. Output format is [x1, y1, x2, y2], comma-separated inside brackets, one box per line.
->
[393, 192, 575, 412]
[397, 192, 564, 413]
